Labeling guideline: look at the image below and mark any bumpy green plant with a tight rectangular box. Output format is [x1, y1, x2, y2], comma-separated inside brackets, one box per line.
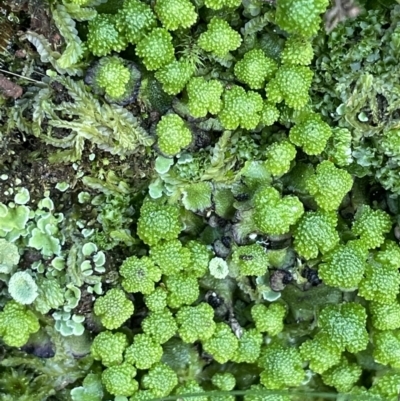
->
[352, 205, 392, 249]
[281, 36, 314, 66]
[7, 1, 400, 400]
[251, 303, 286, 336]
[120, 256, 161, 295]
[93, 288, 134, 329]
[115, 0, 156, 44]
[142, 309, 178, 344]
[231, 243, 269, 276]
[264, 140, 296, 176]
[261, 102, 280, 126]
[155, 0, 197, 31]
[321, 357, 362, 392]
[91, 331, 128, 367]
[141, 363, 178, 397]
[94, 56, 130, 99]
[258, 344, 305, 390]
[219, 86, 263, 130]
[289, 113, 332, 155]
[176, 303, 216, 343]
[318, 242, 367, 291]
[358, 258, 400, 304]
[198, 17, 242, 57]
[232, 328, 263, 364]
[300, 336, 342, 374]
[137, 199, 181, 245]
[102, 363, 138, 396]
[267, 65, 313, 109]
[0, 301, 40, 347]
[125, 333, 163, 370]
[136, 28, 175, 71]
[165, 273, 199, 309]
[202, 323, 239, 364]
[305, 161, 353, 211]
[293, 210, 339, 260]
[186, 77, 223, 117]
[155, 59, 194, 95]
[150, 239, 191, 275]
[87, 14, 127, 56]
[156, 114, 192, 156]
[370, 300, 400, 331]
[317, 303, 369, 353]
[253, 187, 304, 235]
[234, 49, 278, 89]
[204, 0, 241, 10]
[275, 0, 330, 37]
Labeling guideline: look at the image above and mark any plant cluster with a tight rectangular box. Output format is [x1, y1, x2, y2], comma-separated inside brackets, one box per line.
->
[2, 0, 400, 400]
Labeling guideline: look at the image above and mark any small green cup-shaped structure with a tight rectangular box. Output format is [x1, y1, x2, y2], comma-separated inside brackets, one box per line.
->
[136, 28, 175, 71]
[156, 114, 192, 156]
[198, 17, 242, 57]
[208, 257, 229, 279]
[8, 271, 38, 305]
